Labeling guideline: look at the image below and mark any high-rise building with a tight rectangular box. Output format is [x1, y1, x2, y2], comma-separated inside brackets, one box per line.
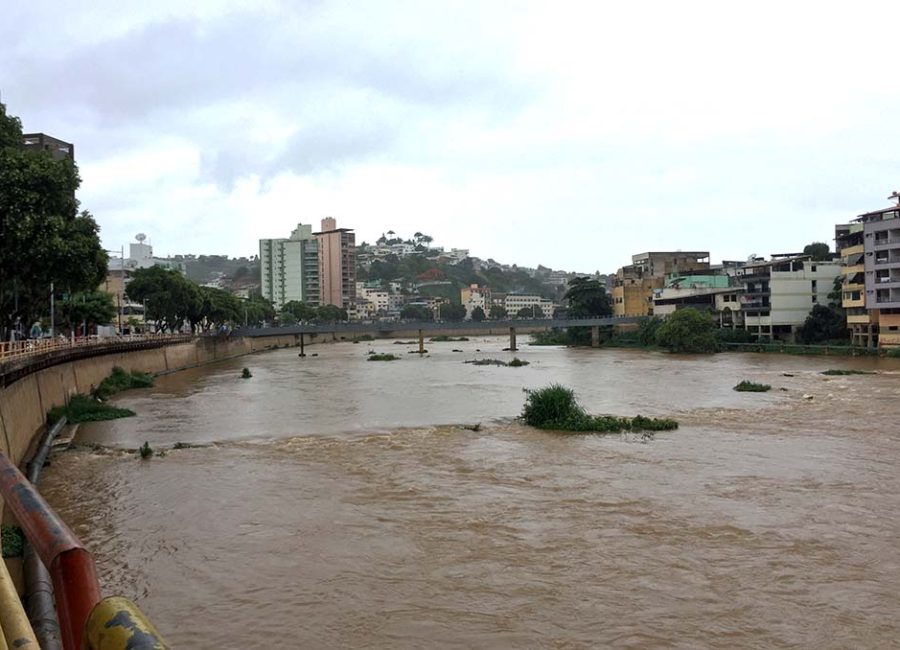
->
[260, 224, 320, 309]
[314, 217, 356, 308]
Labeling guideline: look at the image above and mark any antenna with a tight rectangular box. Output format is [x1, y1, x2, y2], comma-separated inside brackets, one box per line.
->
[889, 191, 900, 206]
[135, 233, 147, 243]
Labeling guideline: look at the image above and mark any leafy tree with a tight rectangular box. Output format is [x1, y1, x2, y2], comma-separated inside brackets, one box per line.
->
[199, 287, 242, 329]
[827, 275, 843, 308]
[59, 291, 116, 332]
[516, 306, 542, 319]
[438, 303, 467, 322]
[281, 300, 317, 323]
[470, 306, 486, 322]
[564, 277, 611, 317]
[315, 304, 347, 322]
[803, 242, 832, 261]
[637, 316, 664, 346]
[655, 308, 718, 353]
[126, 266, 201, 333]
[400, 304, 432, 321]
[796, 304, 848, 344]
[489, 305, 508, 320]
[243, 295, 275, 326]
[1, 102, 107, 336]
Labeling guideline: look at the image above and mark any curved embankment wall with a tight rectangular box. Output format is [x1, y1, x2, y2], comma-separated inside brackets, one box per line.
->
[0, 325, 538, 468]
[0, 333, 305, 470]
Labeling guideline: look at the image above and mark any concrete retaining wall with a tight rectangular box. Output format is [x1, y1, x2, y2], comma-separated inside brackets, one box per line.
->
[0, 336, 260, 469]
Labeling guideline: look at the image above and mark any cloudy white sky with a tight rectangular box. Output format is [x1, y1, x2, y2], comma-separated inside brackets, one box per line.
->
[3, 0, 899, 272]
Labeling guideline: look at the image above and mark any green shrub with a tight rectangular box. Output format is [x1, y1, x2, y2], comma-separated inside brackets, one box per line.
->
[368, 353, 400, 361]
[821, 369, 873, 375]
[241, 368, 252, 378]
[49, 394, 135, 424]
[733, 380, 771, 392]
[886, 348, 900, 358]
[430, 335, 469, 342]
[508, 357, 529, 367]
[139, 441, 153, 459]
[465, 358, 508, 366]
[655, 308, 719, 353]
[93, 366, 154, 399]
[530, 329, 569, 345]
[715, 328, 756, 344]
[1, 525, 25, 558]
[522, 385, 678, 433]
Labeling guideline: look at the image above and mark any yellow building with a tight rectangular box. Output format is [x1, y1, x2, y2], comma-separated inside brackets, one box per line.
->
[612, 252, 710, 317]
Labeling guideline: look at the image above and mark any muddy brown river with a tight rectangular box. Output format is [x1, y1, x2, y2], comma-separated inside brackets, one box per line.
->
[40, 339, 900, 648]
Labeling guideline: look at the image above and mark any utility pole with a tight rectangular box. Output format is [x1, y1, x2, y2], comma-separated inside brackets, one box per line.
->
[49, 282, 54, 337]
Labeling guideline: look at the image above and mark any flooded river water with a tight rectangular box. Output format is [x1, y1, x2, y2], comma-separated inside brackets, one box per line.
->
[40, 338, 900, 648]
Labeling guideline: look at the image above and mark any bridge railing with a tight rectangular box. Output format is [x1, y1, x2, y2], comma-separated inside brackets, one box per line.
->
[0, 452, 168, 649]
[0, 333, 192, 365]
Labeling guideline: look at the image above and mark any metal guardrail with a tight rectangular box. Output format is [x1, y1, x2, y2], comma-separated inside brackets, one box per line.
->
[0, 452, 168, 649]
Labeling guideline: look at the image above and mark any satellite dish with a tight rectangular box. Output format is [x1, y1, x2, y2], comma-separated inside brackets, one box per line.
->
[136, 233, 147, 243]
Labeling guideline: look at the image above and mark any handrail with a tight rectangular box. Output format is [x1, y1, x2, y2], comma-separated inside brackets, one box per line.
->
[0, 333, 191, 364]
[0, 451, 101, 650]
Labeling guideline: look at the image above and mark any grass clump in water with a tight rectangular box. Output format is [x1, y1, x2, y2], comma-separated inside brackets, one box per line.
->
[94, 366, 154, 400]
[733, 380, 771, 392]
[821, 369, 874, 376]
[466, 357, 530, 367]
[522, 384, 678, 433]
[368, 353, 400, 361]
[241, 367, 252, 379]
[49, 394, 135, 424]
[508, 357, 529, 367]
[139, 441, 153, 459]
[430, 335, 469, 342]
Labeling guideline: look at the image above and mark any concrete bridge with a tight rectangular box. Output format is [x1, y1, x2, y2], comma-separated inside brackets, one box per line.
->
[238, 316, 643, 354]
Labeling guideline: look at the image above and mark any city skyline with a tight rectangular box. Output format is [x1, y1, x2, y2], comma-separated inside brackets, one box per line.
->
[3, 1, 900, 271]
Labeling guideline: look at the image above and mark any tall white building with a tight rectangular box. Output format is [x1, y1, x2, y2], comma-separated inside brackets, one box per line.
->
[260, 224, 320, 309]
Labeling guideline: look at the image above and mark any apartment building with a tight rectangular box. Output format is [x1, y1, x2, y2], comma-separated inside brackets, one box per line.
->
[315, 217, 356, 309]
[836, 203, 900, 347]
[259, 224, 320, 309]
[505, 294, 554, 318]
[651, 274, 733, 316]
[734, 255, 840, 340]
[460, 284, 491, 319]
[612, 252, 710, 316]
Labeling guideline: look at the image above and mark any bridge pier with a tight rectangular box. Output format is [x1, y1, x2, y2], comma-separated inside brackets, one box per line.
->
[299, 334, 306, 357]
[591, 326, 600, 348]
[509, 327, 517, 351]
[418, 329, 425, 354]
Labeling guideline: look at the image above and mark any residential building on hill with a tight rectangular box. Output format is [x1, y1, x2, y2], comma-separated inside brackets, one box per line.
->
[259, 224, 320, 309]
[505, 294, 554, 318]
[21, 133, 74, 161]
[460, 284, 491, 319]
[315, 217, 356, 309]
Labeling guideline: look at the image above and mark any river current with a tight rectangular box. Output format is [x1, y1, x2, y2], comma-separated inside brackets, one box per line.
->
[40, 338, 900, 648]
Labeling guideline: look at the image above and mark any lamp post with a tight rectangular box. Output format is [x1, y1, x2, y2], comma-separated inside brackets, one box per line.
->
[104, 247, 125, 334]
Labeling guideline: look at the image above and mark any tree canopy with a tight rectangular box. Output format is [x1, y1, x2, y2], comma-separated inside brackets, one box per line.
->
[803, 242, 832, 261]
[438, 303, 467, 322]
[796, 304, 848, 344]
[655, 308, 718, 353]
[1, 102, 107, 336]
[564, 277, 612, 317]
[470, 306, 486, 322]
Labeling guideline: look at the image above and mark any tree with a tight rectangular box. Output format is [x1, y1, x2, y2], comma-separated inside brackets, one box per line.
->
[796, 304, 848, 344]
[489, 305, 508, 320]
[126, 266, 202, 332]
[655, 307, 718, 353]
[564, 277, 612, 317]
[199, 287, 242, 329]
[471, 306, 486, 322]
[803, 242, 832, 261]
[59, 291, 116, 333]
[400, 304, 432, 321]
[1, 102, 108, 337]
[281, 300, 317, 323]
[438, 303, 467, 322]
[315, 304, 347, 322]
[637, 316, 663, 346]
[516, 306, 542, 319]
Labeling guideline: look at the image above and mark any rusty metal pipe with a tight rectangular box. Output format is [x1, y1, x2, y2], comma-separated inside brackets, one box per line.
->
[0, 452, 102, 650]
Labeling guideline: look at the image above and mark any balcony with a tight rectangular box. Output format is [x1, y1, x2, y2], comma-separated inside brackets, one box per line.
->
[847, 313, 873, 325]
[841, 244, 865, 257]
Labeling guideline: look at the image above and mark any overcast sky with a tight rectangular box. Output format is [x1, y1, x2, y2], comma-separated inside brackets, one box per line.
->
[3, 0, 899, 272]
